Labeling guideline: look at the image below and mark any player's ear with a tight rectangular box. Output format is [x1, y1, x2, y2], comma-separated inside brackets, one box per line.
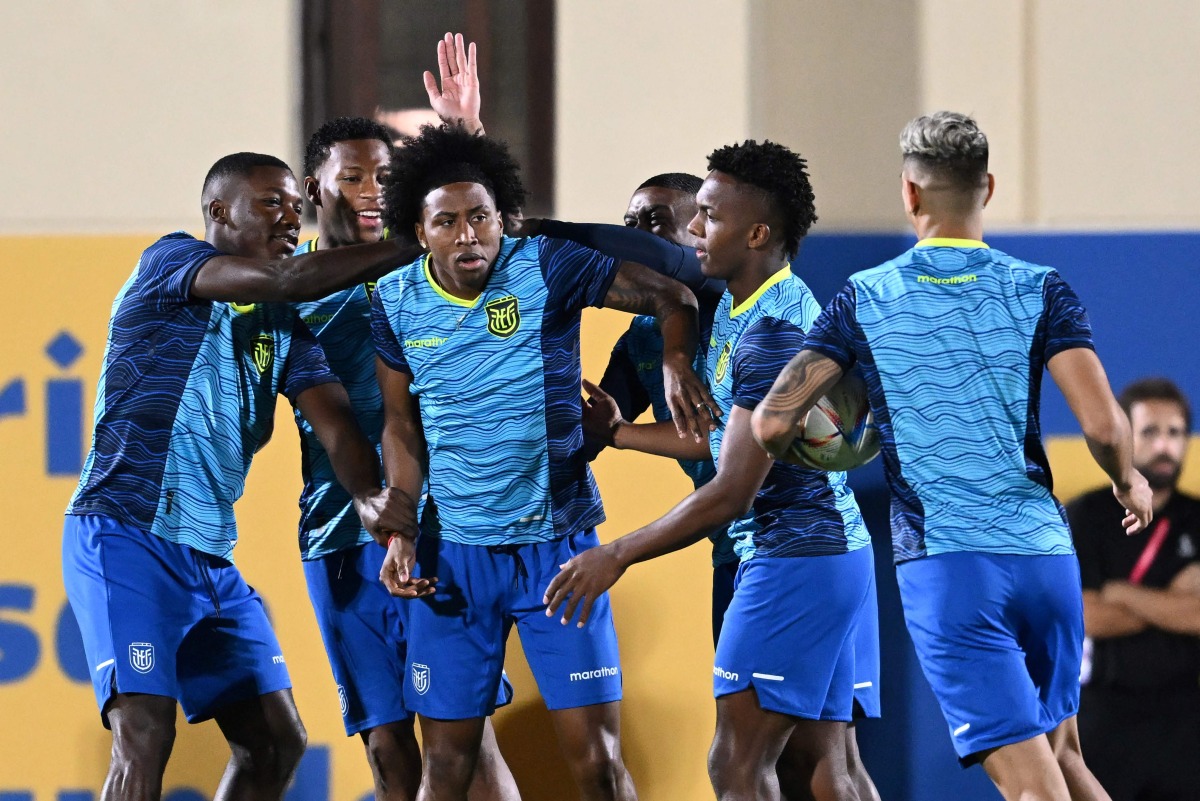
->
[982, 173, 996, 208]
[303, 176, 322, 207]
[208, 199, 229, 226]
[901, 174, 920, 217]
[747, 222, 771, 250]
[414, 221, 428, 251]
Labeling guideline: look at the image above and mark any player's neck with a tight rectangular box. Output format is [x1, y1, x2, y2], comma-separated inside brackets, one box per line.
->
[912, 216, 985, 243]
[727, 258, 786, 309]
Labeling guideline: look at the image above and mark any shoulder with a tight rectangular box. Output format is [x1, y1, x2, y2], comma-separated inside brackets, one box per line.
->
[141, 231, 216, 260]
[848, 252, 915, 293]
[375, 254, 427, 303]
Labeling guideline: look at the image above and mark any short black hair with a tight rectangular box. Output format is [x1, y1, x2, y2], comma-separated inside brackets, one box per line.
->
[304, 116, 394, 177]
[202, 152, 291, 197]
[1119, 377, 1193, 433]
[637, 172, 704, 196]
[706, 140, 817, 257]
[384, 122, 526, 234]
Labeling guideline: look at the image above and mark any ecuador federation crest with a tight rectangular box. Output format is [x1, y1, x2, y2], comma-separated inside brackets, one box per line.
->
[411, 662, 431, 695]
[713, 340, 733, 385]
[484, 295, 521, 338]
[129, 642, 155, 674]
[251, 333, 275, 376]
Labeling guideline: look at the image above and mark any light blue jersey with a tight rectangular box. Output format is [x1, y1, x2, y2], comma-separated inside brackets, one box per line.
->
[805, 239, 1095, 562]
[371, 236, 620, 546]
[68, 233, 338, 559]
[707, 267, 869, 560]
[289, 238, 385, 560]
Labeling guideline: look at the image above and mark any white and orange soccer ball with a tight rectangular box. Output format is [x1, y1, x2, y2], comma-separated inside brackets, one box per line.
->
[785, 370, 881, 471]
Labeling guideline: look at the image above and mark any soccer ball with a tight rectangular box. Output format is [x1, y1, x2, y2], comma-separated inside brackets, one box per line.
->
[786, 370, 880, 471]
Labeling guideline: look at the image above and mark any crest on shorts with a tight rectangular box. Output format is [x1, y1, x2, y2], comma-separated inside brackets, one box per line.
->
[251, 333, 275, 375]
[713, 340, 733, 385]
[484, 295, 521, 338]
[411, 663, 431, 695]
[337, 684, 349, 717]
[129, 642, 155, 674]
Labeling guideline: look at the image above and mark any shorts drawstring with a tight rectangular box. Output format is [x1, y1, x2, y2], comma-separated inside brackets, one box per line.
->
[487, 544, 530, 590]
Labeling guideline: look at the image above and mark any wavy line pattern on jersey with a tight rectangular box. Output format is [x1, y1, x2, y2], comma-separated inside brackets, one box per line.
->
[707, 273, 869, 560]
[848, 246, 1083, 559]
[69, 234, 325, 560]
[290, 239, 384, 559]
[372, 236, 614, 546]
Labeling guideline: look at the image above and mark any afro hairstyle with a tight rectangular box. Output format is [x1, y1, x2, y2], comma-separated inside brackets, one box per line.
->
[384, 122, 526, 235]
[706, 140, 817, 257]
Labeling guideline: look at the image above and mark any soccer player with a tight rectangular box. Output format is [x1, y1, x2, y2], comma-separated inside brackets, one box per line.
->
[371, 122, 715, 801]
[291, 36, 519, 801]
[751, 111, 1154, 801]
[62, 152, 419, 801]
[545, 140, 878, 801]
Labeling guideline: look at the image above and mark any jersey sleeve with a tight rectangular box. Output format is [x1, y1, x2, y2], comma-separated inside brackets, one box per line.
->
[136, 234, 220, 309]
[537, 236, 622, 313]
[805, 282, 860, 369]
[370, 285, 410, 374]
[282, 316, 340, 403]
[731, 317, 807, 410]
[1042, 271, 1096, 361]
[1067, 494, 1105, 591]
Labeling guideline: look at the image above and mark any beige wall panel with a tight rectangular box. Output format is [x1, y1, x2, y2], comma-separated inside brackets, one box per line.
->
[555, 1, 751, 223]
[748, 0, 921, 230]
[0, 2, 299, 234]
[918, 0, 1027, 224]
[1034, 1, 1200, 226]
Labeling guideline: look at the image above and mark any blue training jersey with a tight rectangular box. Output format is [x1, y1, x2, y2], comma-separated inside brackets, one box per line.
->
[804, 238, 1095, 563]
[289, 237, 385, 560]
[708, 266, 869, 561]
[617, 315, 737, 567]
[67, 232, 339, 560]
[371, 235, 620, 546]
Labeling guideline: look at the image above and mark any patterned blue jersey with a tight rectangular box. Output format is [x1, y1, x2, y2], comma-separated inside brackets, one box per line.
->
[289, 238, 385, 560]
[708, 267, 869, 560]
[618, 316, 737, 567]
[804, 239, 1095, 563]
[371, 236, 620, 546]
[67, 232, 339, 559]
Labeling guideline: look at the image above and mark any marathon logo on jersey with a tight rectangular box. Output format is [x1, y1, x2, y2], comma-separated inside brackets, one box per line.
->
[337, 685, 348, 717]
[251, 333, 274, 376]
[484, 295, 520, 338]
[713, 340, 733, 385]
[129, 642, 155, 674]
[411, 663, 431, 695]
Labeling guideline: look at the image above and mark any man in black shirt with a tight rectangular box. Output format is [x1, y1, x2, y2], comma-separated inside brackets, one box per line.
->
[1069, 377, 1200, 800]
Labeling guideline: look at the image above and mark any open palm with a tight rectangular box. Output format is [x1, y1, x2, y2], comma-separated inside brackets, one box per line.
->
[424, 32, 482, 132]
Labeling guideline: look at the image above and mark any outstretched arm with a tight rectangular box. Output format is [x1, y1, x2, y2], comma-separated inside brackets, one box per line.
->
[581, 378, 710, 461]
[544, 405, 771, 626]
[192, 238, 421, 304]
[1048, 348, 1151, 534]
[423, 32, 484, 134]
[751, 349, 845, 458]
[603, 262, 718, 442]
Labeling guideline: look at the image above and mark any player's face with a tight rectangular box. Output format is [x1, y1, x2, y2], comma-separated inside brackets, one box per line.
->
[222, 167, 302, 260]
[624, 187, 700, 249]
[417, 182, 503, 292]
[687, 171, 757, 280]
[306, 139, 390, 246]
[1130, 399, 1189, 490]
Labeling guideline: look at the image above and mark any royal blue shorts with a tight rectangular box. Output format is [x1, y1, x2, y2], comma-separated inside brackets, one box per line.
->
[304, 542, 513, 735]
[405, 530, 622, 719]
[62, 514, 291, 726]
[897, 551, 1083, 763]
[714, 545, 874, 721]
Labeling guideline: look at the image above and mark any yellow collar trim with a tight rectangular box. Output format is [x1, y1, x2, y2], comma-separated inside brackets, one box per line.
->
[423, 254, 479, 308]
[916, 237, 989, 249]
[730, 265, 791, 318]
[309, 236, 318, 251]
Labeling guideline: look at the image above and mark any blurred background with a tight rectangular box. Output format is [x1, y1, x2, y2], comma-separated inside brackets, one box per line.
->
[2, 1, 1199, 799]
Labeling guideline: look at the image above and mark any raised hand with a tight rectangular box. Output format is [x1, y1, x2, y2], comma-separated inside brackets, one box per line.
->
[424, 32, 483, 133]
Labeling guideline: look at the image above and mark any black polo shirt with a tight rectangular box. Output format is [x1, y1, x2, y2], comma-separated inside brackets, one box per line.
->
[1068, 488, 1200, 692]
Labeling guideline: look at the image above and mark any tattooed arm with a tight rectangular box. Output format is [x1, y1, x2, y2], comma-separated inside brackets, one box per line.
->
[750, 349, 845, 458]
[603, 261, 719, 442]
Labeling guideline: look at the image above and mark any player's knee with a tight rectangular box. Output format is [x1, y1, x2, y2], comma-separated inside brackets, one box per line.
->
[421, 743, 476, 793]
[109, 704, 176, 776]
[707, 737, 757, 795]
[232, 718, 307, 783]
[363, 724, 420, 787]
[566, 742, 627, 792]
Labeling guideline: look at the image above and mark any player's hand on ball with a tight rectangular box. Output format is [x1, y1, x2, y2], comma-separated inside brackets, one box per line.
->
[543, 545, 626, 628]
[1114, 469, 1153, 535]
[663, 353, 719, 442]
[354, 487, 419, 547]
[379, 535, 437, 599]
[582, 379, 626, 446]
